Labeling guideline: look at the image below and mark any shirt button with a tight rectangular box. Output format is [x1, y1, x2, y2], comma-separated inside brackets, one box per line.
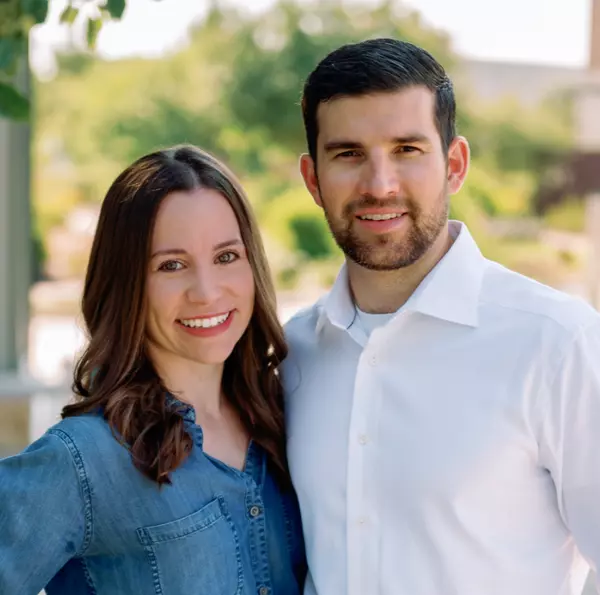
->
[358, 434, 368, 445]
[259, 588, 269, 595]
[358, 516, 367, 525]
[368, 354, 377, 366]
[249, 505, 261, 517]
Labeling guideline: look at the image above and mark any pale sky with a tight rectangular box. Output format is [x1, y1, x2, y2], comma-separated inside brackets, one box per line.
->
[31, 0, 592, 76]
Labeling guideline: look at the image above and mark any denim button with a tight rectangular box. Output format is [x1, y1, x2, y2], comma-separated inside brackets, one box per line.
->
[259, 588, 269, 595]
[249, 505, 261, 517]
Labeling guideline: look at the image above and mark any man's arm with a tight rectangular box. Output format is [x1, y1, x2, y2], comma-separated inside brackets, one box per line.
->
[538, 318, 600, 577]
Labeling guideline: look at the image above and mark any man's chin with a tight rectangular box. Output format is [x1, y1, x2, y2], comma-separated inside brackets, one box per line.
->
[347, 248, 419, 271]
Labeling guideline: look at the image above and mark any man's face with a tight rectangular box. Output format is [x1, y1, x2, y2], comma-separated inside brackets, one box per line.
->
[301, 87, 466, 270]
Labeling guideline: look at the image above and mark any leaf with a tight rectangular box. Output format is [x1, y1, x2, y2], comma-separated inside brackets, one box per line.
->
[86, 17, 103, 50]
[0, 37, 24, 73]
[20, 0, 50, 25]
[59, 5, 79, 24]
[0, 82, 29, 121]
[106, 0, 126, 19]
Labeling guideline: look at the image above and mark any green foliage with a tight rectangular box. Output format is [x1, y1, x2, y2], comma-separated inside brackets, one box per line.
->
[543, 198, 585, 233]
[106, 0, 126, 19]
[0, 0, 155, 120]
[0, 37, 26, 72]
[27, 0, 577, 289]
[86, 17, 103, 50]
[21, 0, 49, 26]
[259, 185, 336, 260]
[0, 80, 28, 119]
[460, 165, 536, 218]
[59, 6, 79, 25]
[0, 0, 45, 117]
[223, 0, 455, 154]
[289, 215, 334, 259]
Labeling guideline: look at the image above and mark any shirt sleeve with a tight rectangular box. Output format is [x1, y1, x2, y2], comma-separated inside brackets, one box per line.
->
[538, 318, 600, 579]
[0, 429, 90, 594]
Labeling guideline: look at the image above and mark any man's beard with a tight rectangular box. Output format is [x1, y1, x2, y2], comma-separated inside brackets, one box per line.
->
[322, 187, 449, 271]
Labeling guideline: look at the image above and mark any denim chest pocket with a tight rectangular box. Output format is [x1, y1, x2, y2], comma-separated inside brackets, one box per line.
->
[137, 496, 243, 595]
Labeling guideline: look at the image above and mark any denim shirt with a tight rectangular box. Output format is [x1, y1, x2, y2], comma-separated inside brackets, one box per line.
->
[0, 403, 306, 595]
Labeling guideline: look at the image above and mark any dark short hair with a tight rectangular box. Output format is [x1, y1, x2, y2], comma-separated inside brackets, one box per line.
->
[301, 38, 456, 160]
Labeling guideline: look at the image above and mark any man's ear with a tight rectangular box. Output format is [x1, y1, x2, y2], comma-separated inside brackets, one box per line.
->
[446, 136, 470, 195]
[300, 153, 323, 207]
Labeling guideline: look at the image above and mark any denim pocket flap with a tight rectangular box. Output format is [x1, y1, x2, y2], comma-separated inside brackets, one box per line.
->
[137, 497, 224, 545]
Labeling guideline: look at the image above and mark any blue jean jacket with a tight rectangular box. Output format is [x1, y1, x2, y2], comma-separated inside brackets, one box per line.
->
[0, 405, 306, 595]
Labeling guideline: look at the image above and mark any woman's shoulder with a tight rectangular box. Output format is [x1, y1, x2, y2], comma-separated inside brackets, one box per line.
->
[47, 412, 123, 459]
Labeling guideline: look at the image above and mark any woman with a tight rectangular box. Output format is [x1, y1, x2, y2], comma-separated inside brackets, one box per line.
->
[0, 145, 306, 594]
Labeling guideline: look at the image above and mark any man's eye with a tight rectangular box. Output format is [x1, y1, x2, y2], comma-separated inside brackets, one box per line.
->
[158, 260, 183, 272]
[336, 150, 361, 158]
[399, 146, 419, 153]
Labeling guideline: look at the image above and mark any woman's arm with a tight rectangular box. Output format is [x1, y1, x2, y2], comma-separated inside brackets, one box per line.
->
[0, 429, 91, 595]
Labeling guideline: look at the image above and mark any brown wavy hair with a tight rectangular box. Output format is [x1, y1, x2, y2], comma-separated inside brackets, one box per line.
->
[64, 145, 289, 485]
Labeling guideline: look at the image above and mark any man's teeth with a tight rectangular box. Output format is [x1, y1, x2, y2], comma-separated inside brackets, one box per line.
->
[358, 213, 402, 221]
[180, 312, 230, 329]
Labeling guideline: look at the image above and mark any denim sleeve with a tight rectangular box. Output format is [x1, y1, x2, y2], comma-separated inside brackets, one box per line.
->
[0, 428, 91, 595]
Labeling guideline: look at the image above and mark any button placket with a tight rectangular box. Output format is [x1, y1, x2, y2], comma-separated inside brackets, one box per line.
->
[346, 336, 384, 595]
[245, 452, 272, 594]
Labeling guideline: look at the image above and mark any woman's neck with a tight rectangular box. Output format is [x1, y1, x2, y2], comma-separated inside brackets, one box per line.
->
[149, 346, 225, 417]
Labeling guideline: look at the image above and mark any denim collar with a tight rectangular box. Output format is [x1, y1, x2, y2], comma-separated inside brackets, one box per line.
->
[165, 393, 196, 424]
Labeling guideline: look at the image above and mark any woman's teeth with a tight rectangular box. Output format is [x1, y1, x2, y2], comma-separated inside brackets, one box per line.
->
[179, 312, 230, 328]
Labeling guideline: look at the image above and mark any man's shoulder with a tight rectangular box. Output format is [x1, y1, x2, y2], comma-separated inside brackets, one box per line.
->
[283, 295, 327, 343]
[482, 259, 600, 335]
[280, 296, 329, 392]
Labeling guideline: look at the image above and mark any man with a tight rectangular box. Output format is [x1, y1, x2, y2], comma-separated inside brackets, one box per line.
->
[282, 38, 600, 595]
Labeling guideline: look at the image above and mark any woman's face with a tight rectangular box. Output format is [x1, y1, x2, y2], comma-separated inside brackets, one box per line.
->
[145, 187, 255, 369]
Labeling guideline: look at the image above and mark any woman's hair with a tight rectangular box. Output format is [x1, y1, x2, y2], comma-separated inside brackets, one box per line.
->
[64, 145, 288, 485]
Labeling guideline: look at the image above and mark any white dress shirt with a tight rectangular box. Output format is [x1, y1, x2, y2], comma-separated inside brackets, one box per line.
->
[282, 221, 600, 595]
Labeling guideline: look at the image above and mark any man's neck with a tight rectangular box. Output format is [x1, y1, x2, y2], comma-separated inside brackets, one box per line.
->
[348, 224, 453, 314]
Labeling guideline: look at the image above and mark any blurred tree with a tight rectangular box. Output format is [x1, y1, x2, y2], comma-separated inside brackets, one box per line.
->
[222, 0, 455, 155]
[0, 0, 144, 119]
[27, 0, 576, 288]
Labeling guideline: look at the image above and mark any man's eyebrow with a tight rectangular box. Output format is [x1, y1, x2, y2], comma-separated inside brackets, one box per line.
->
[391, 134, 432, 145]
[323, 140, 363, 153]
[323, 135, 432, 153]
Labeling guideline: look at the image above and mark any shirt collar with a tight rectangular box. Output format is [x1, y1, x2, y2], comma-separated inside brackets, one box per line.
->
[165, 393, 196, 424]
[316, 221, 486, 333]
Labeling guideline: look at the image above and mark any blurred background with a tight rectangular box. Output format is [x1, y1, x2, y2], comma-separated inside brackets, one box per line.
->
[2, 0, 600, 591]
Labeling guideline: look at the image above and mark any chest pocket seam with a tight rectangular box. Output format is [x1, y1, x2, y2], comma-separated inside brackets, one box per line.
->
[136, 496, 243, 595]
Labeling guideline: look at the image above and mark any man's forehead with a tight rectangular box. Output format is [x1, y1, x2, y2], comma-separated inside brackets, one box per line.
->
[316, 87, 437, 139]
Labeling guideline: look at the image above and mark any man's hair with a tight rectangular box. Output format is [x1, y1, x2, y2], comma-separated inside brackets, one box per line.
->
[301, 38, 456, 160]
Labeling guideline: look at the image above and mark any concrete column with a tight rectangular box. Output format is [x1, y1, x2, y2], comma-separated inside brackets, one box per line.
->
[580, 0, 600, 309]
[592, 0, 600, 69]
[585, 194, 600, 307]
[0, 56, 31, 373]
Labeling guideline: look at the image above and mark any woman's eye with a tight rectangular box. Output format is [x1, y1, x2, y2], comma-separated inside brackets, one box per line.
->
[158, 260, 183, 272]
[217, 251, 239, 264]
